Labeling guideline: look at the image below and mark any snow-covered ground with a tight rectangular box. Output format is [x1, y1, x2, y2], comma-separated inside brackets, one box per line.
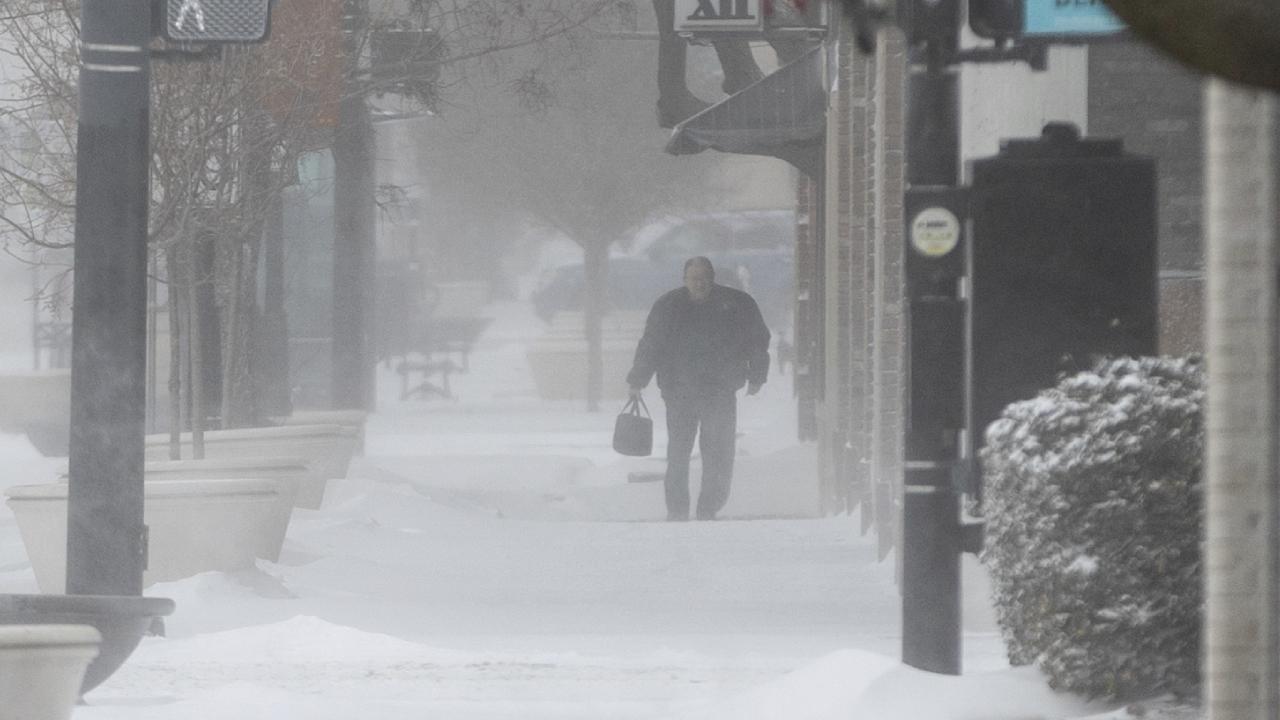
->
[0, 301, 1195, 718]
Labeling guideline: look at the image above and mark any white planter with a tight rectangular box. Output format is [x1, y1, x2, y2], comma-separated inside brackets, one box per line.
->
[527, 312, 644, 401]
[434, 280, 490, 317]
[0, 371, 71, 455]
[144, 456, 309, 562]
[275, 409, 367, 428]
[6, 479, 279, 593]
[271, 410, 368, 452]
[526, 336, 640, 401]
[144, 424, 359, 509]
[0, 624, 100, 717]
[0, 595, 174, 696]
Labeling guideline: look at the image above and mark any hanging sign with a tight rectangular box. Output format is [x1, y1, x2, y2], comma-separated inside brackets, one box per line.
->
[1023, 0, 1125, 37]
[674, 0, 764, 32]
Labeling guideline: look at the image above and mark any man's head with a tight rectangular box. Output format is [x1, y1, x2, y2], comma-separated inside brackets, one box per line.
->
[683, 256, 715, 302]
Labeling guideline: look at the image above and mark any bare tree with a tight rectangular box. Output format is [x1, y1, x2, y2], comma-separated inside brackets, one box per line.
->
[417, 36, 730, 410]
[0, 0, 640, 426]
[329, 0, 636, 409]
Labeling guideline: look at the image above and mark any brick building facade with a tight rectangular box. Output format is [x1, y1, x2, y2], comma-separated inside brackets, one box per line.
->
[1088, 41, 1204, 355]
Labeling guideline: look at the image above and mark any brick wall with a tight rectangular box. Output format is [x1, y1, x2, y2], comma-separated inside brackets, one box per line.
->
[1089, 42, 1205, 354]
[819, 29, 876, 517]
[794, 171, 822, 442]
[871, 28, 907, 558]
[820, 35, 850, 513]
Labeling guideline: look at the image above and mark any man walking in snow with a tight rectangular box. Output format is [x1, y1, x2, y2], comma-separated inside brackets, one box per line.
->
[627, 256, 771, 521]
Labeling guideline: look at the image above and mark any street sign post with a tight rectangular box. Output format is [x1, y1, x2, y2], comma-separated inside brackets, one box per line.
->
[68, 0, 154, 597]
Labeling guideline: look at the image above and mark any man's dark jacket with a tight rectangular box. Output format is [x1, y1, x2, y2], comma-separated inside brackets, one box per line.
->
[626, 284, 771, 396]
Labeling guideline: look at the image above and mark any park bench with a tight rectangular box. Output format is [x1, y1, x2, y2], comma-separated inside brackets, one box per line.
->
[396, 315, 491, 400]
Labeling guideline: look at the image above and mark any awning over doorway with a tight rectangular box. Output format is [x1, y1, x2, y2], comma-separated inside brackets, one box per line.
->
[666, 45, 826, 177]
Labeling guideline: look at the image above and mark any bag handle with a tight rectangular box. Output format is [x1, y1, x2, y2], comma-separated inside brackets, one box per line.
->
[622, 394, 650, 418]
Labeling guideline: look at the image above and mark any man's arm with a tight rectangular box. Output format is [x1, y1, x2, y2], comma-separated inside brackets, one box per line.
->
[627, 295, 668, 393]
[743, 295, 770, 394]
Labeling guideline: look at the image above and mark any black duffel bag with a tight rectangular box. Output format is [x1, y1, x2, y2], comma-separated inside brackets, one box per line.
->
[612, 395, 653, 457]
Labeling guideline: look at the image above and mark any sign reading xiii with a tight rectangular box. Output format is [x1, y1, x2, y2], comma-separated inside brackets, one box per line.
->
[162, 0, 273, 43]
[674, 0, 763, 32]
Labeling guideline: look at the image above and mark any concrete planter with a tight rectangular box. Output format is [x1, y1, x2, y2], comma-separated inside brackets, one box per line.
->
[0, 595, 174, 696]
[271, 410, 368, 451]
[434, 280, 491, 317]
[526, 338, 640, 401]
[144, 424, 359, 509]
[6, 479, 278, 593]
[526, 312, 644, 401]
[275, 409, 367, 427]
[0, 370, 71, 456]
[0, 624, 99, 715]
[144, 456, 309, 561]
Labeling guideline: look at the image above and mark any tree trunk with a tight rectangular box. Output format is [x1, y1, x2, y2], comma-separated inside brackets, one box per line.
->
[187, 245, 206, 459]
[147, 253, 157, 433]
[219, 112, 273, 428]
[219, 235, 243, 427]
[258, 183, 292, 418]
[582, 240, 609, 412]
[218, 235, 263, 428]
[712, 40, 764, 94]
[166, 247, 183, 461]
[652, 0, 711, 128]
[1203, 78, 1279, 720]
[332, 0, 376, 411]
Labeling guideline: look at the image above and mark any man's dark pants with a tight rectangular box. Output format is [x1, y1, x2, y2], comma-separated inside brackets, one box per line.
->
[663, 386, 737, 520]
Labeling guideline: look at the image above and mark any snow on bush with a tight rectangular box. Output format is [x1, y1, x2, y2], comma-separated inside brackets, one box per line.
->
[980, 356, 1203, 701]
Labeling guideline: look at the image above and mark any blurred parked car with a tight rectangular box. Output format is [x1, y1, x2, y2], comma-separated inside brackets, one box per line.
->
[531, 209, 796, 330]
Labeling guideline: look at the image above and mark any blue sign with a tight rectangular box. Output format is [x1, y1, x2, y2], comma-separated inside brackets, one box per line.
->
[1024, 0, 1126, 36]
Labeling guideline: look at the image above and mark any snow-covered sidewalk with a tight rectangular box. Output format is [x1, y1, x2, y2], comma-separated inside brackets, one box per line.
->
[0, 303, 1176, 718]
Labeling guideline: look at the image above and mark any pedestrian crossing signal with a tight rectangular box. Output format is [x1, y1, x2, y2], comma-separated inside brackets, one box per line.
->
[162, 0, 273, 43]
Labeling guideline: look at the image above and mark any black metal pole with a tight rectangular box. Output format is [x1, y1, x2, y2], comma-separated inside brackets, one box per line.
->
[66, 0, 152, 596]
[906, 63, 959, 187]
[901, 52, 964, 674]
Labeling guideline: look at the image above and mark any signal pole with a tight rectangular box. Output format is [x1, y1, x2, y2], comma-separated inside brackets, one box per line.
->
[66, 0, 153, 596]
[66, 0, 276, 595]
[898, 0, 976, 675]
[900, 56, 966, 675]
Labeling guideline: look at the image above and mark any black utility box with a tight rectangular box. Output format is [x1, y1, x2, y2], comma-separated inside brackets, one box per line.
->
[969, 122, 1158, 452]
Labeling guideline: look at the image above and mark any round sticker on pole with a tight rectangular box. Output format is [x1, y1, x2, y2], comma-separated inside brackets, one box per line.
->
[910, 207, 961, 258]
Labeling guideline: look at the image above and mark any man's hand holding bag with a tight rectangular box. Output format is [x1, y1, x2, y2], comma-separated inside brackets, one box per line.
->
[612, 395, 653, 456]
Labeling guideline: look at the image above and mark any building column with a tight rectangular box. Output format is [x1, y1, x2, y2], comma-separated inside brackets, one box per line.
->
[1203, 78, 1279, 720]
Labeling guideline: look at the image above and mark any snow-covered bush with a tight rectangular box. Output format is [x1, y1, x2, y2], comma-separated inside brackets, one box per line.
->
[980, 356, 1204, 700]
